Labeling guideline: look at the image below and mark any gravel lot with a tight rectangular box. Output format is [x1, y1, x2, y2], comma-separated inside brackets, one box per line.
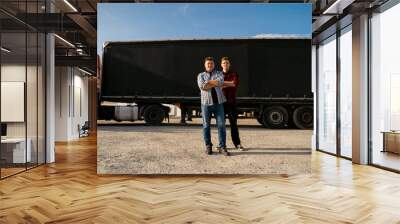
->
[97, 118, 312, 175]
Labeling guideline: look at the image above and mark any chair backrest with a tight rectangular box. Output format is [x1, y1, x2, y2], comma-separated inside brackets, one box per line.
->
[82, 121, 90, 129]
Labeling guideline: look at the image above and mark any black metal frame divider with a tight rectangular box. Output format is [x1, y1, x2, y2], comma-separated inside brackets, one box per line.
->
[0, 0, 48, 179]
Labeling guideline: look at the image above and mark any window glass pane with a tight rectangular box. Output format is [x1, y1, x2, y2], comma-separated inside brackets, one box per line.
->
[27, 31, 38, 169]
[1, 30, 27, 177]
[339, 27, 352, 158]
[38, 32, 45, 165]
[371, 3, 400, 171]
[0, 1, 46, 179]
[318, 35, 337, 154]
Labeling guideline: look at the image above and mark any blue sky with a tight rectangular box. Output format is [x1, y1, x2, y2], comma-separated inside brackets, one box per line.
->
[98, 3, 311, 55]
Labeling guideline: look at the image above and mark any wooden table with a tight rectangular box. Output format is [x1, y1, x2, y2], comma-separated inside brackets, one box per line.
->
[382, 131, 400, 154]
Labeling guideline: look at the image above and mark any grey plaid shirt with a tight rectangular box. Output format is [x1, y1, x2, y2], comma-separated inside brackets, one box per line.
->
[197, 70, 226, 105]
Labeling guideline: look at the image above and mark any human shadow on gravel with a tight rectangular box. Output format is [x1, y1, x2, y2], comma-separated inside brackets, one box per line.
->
[226, 147, 311, 156]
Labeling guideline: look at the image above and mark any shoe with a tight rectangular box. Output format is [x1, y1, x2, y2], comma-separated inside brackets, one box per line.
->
[217, 147, 230, 156]
[205, 145, 212, 155]
[236, 144, 245, 151]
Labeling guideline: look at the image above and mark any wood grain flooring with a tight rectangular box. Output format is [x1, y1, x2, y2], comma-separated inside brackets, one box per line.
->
[0, 135, 400, 223]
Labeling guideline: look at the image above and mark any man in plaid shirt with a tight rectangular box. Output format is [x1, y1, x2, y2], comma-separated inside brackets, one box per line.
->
[197, 57, 229, 156]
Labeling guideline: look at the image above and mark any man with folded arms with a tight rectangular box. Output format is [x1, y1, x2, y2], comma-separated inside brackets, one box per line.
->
[220, 57, 244, 151]
[197, 57, 229, 156]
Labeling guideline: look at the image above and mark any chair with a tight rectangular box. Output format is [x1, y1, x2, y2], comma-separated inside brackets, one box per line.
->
[78, 121, 90, 138]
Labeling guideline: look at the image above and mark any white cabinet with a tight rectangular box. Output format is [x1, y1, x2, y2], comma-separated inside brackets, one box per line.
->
[1, 138, 32, 163]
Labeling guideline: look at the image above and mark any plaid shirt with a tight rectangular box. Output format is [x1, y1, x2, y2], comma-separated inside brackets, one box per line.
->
[197, 70, 226, 105]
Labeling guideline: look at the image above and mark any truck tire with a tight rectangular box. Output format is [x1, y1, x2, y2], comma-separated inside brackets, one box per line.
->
[143, 105, 165, 125]
[262, 106, 288, 128]
[293, 106, 313, 129]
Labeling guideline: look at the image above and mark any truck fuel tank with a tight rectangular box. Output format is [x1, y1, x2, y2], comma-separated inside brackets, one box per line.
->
[115, 105, 139, 121]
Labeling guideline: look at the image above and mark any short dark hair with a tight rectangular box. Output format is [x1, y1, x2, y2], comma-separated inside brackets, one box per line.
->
[204, 56, 214, 62]
[221, 57, 230, 62]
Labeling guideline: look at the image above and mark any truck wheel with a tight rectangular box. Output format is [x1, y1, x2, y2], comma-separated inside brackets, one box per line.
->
[293, 106, 313, 129]
[143, 105, 165, 125]
[262, 106, 288, 128]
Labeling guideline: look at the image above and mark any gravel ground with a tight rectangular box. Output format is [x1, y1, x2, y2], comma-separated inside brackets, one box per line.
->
[97, 118, 312, 175]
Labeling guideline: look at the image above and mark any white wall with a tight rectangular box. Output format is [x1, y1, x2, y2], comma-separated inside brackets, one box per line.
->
[55, 67, 69, 141]
[72, 73, 89, 138]
[1, 64, 26, 81]
[2, 62, 46, 164]
[55, 67, 89, 141]
[1, 65, 34, 139]
[1, 65, 26, 129]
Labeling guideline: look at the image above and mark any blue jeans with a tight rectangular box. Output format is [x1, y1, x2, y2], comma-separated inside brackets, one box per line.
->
[201, 103, 226, 148]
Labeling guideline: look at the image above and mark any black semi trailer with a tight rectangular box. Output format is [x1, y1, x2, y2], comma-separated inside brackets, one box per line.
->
[99, 38, 313, 129]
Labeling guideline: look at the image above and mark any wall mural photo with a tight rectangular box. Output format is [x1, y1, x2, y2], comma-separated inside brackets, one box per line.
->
[97, 3, 313, 174]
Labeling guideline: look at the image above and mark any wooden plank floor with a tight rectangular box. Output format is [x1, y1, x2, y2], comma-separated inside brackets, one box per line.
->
[1, 135, 400, 224]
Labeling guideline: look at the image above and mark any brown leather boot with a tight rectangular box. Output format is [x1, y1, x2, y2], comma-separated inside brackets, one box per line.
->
[205, 145, 212, 155]
[217, 147, 230, 156]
